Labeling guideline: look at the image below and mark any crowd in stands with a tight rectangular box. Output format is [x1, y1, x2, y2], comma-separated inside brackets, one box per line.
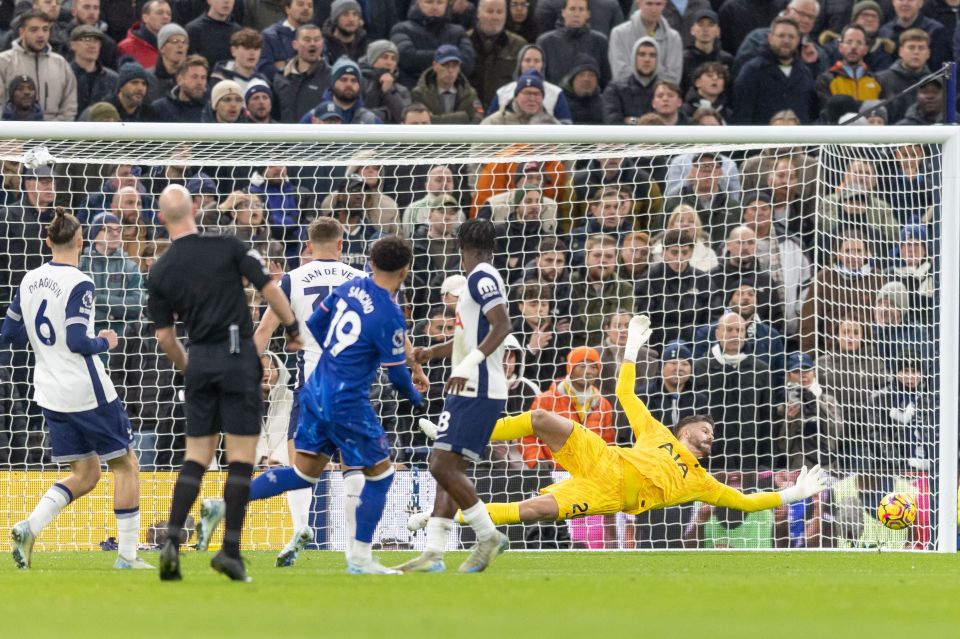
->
[0, 0, 946, 549]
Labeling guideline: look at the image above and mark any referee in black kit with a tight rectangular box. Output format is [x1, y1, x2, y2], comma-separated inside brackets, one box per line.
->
[149, 185, 302, 582]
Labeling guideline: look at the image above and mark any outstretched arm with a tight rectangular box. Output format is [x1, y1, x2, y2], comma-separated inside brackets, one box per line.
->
[704, 465, 827, 513]
[616, 315, 662, 439]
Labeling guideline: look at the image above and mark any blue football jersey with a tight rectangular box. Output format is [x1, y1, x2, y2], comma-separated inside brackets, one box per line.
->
[304, 276, 407, 429]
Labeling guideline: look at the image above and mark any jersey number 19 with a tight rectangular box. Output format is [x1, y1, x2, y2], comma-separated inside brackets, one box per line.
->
[322, 298, 361, 357]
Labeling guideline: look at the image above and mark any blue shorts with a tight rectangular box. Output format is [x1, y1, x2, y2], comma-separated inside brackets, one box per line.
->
[286, 388, 302, 440]
[294, 392, 389, 469]
[42, 399, 133, 464]
[433, 395, 505, 461]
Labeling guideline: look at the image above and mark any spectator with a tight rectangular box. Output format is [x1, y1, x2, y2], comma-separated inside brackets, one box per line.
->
[272, 23, 331, 123]
[117, 0, 171, 68]
[248, 165, 305, 260]
[650, 204, 719, 272]
[741, 191, 812, 337]
[572, 155, 663, 229]
[412, 44, 485, 123]
[507, 0, 539, 43]
[480, 180, 558, 236]
[799, 230, 886, 354]
[69, 25, 116, 115]
[516, 235, 572, 318]
[390, 0, 476, 88]
[609, 0, 682, 84]
[680, 62, 732, 123]
[510, 281, 572, 386]
[472, 156, 568, 217]
[410, 304, 457, 424]
[681, 9, 732, 92]
[493, 187, 549, 282]
[110, 61, 157, 121]
[258, 0, 313, 81]
[637, 228, 712, 347]
[869, 280, 930, 363]
[733, 16, 816, 124]
[0, 9, 77, 121]
[482, 68, 559, 123]
[858, 98, 888, 124]
[867, 351, 936, 471]
[640, 340, 709, 429]
[78, 212, 146, 333]
[732, 0, 825, 80]
[815, 24, 884, 107]
[876, 28, 931, 123]
[535, 0, 622, 37]
[151, 54, 208, 122]
[710, 225, 785, 327]
[570, 186, 635, 266]
[488, 43, 572, 121]
[146, 23, 188, 103]
[317, 174, 381, 269]
[1, 0, 73, 56]
[820, 1, 896, 72]
[820, 159, 898, 249]
[409, 199, 462, 311]
[663, 148, 740, 199]
[879, 0, 950, 68]
[306, 56, 380, 123]
[360, 39, 412, 124]
[220, 190, 269, 250]
[560, 54, 603, 124]
[1, 74, 43, 120]
[321, 0, 368, 63]
[501, 334, 542, 419]
[765, 155, 816, 251]
[601, 37, 658, 124]
[885, 224, 934, 321]
[0, 164, 57, 304]
[693, 311, 772, 470]
[596, 310, 659, 412]
[662, 152, 740, 246]
[244, 78, 274, 122]
[897, 76, 954, 124]
[201, 78, 247, 122]
[337, 163, 400, 232]
[468, 0, 526, 108]
[80, 163, 151, 224]
[695, 278, 786, 371]
[718, 0, 784, 56]
[67, 0, 118, 69]
[619, 230, 652, 287]
[650, 79, 685, 125]
[817, 316, 886, 429]
[570, 233, 635, 347]
[401, 164, 456, 236]
[110, 185, 152, 268]
[209, 27, 266, 93]
[439, 273, 465, 315]
[185, 0, 242, 67]
[535, 0, 611, 87]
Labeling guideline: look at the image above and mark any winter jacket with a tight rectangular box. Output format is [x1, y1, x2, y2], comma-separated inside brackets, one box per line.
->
[799, 265, 886, 355]
[72, 61, 118, 115]
[468, 27, 527, 107]
[490, 80, 571, 123]
[240, 0, 284, 30]
[818, 349, 886, 430]
[411, 68, 485, 124]
[526, 380, 615, 468]
[562, 82, 604, 124]
[0, 99, 42, 120]
[360, 64, 412, 124]
[510, 315, 573, 388]
[535, 0, 623, 37]
[65, 19, 118, 69]
[78, 244, 145, 332]
[108, 93, 158, 122]
[600, 71, 656, 124]
[257, 19, 296, 81]
[146, 59, 176, 103]
[0, 40, 77, 121]
[663, 0, 713, 47]
[319, 189, 399, 236]
[662, 186, 741, 247]
[681, 43, 734, 93]
[569, 216, 635, 267]
[568, 271, 634, 347]
[186, 14, 242, 67]
[272, 57, 332, 123]
[635, 262, 713, 348]
[773, 382, 842, 470]
[896, 103, 954, 125]
[321, 19, 369, 64]
[815, 61, 883, 105]
[117, 21, 158, 68]
[879, 14, 950, 69]
[866, 378, 938, 470]
[150, 86, 205, 122]
[295, 88, 382, 124]
[480, 94, 557, 124]
[719, 0, 784, 56]
[609, 14, 682, 85]
[101, 0, 147, 42]
[680, 86, 733, 123]
[536, 22, 611, 87]
[732, 27, 828, 81]
[248, 178, 305, 259]
[693, 317, 786, 372]
[390, 4, 476, 88]
[0, 198, 54, 303]
[709, 258, 785, 330]
[732, 48, 816, 124]
[478, 188, 558, 233]
[314, 0, 398, 41]
[819, 29, 896, 72]
[638, 378, 710, 430]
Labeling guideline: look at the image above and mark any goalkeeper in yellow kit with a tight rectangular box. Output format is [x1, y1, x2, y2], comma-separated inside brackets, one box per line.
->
[410, 315, 826, 531]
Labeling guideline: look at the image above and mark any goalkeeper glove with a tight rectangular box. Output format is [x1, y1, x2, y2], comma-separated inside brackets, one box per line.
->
[778, 464, 827, 504]
[449, 348, 485, 380]
[624, 315, 652, 362]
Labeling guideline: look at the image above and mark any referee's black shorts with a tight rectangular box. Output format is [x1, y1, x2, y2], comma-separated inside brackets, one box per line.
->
[183, 340, 262, 437]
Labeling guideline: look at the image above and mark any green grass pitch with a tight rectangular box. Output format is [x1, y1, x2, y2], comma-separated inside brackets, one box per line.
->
[1, 551, 958, 638]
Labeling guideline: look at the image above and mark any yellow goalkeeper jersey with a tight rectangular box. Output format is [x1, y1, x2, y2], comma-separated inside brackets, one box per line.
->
[615, 362, 782, 515]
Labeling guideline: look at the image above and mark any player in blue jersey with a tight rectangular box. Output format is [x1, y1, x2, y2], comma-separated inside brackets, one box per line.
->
[1, 208, 152, 570]
[395, 218, 512, 574]
[240, 235, 424, 574]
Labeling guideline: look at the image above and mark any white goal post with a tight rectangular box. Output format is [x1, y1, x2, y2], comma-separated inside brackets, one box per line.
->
[0, 122, 955, 553]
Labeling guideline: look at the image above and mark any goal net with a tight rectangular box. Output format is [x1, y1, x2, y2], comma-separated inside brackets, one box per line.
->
[0, 124, 955, 553]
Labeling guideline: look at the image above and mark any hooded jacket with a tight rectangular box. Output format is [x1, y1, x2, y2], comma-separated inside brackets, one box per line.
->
[1, 75, 43, 120]
[321, 18, 369, 64]
[489, 44, 572, 123]
[0, 39, 77, 120]
[411, 67, 485, 124]
[389, 3, 476, 88]
[536, 20, 611, 87]
[609, 13, 682, 84]
[600, 37, 658, 123]
[117, 21, 159, 68]
[561, 56, 604, 125]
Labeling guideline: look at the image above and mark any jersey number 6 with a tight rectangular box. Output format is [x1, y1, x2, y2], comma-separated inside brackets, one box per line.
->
[322, 298, 361, 357]
[34, 299, 57, 346]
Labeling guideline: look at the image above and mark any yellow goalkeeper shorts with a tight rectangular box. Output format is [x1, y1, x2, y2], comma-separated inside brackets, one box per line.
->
[541, 421, 624, 520]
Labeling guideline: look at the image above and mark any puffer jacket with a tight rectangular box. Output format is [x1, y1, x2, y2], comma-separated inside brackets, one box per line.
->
[0, 39, 77, 120]
[389, 3, 476, 88]
[815, 61, 883, 105]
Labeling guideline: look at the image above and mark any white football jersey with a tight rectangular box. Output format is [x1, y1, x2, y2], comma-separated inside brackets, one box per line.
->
[452, 262, 508, 400]
[13, 262, 117, 412]
[281, 258, 366, 388]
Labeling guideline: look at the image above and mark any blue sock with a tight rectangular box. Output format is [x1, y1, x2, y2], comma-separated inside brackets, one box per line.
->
[249, 467, 314, 501]
[355, 469, 394, 544]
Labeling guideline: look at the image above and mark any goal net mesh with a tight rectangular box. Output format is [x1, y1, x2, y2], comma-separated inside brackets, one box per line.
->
[0, 134, 946, 552]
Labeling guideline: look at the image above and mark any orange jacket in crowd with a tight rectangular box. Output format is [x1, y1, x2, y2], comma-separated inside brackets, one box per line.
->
[471, 156, 569, 217]
[523, 379, 615, 469]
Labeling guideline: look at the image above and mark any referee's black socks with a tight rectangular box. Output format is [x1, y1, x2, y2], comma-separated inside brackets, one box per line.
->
[222, 461, 254, 559]
[167, 460, 206, 549]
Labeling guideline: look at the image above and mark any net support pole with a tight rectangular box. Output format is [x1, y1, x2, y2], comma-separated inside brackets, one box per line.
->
[947, 62, 957, 125]
[937, 129, 959, 552]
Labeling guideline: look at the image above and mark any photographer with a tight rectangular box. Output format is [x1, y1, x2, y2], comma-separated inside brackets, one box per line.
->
[774, 353, 841, 471]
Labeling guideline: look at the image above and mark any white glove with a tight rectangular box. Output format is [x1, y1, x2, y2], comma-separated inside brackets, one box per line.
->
[624, 315, 652, 362]
[449, 348, 484, 380]
[418, 417, 438, 440]
[778, 464, 827, 504]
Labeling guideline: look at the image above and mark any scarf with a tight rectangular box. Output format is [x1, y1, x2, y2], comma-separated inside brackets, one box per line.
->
[711, 343, 748, 367]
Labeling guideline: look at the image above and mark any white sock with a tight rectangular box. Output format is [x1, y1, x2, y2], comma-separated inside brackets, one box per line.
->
[461, 501, 498, 542]
[27, 483, 72, 536]
[286, 488, 312, 531]
[351, 540, 372, 562]
[343, 471, 364, 559]
[425, 517, 454, 555]
[115, 508, 140, 559]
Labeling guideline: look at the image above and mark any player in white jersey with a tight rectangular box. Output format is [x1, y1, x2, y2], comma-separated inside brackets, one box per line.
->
[396, 218, 512, 574]
[0, 209, 151, 570]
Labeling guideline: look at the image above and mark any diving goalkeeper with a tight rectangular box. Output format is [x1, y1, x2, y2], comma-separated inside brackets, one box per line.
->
[412, 315, 826, 528]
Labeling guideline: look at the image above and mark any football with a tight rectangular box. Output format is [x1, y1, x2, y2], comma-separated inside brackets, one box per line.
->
[876, 493, 918, 530]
